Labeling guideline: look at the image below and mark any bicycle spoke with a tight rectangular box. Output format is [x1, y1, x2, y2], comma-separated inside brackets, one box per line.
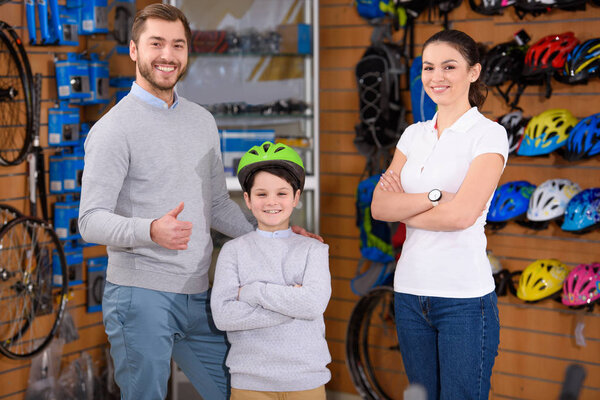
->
[0, 217, 68, 359]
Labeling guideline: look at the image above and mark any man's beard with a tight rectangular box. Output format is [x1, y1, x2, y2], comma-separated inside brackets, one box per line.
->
[138, 59, 186, 91]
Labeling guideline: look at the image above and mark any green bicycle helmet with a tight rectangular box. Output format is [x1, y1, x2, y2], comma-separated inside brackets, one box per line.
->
[237, 141, 305, 193]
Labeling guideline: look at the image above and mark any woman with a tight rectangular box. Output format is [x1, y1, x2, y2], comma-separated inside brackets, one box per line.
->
[371, 30, 508, 399]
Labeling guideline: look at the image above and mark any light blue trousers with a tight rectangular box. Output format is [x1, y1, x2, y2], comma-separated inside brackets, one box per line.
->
[102, 282, 229, 400]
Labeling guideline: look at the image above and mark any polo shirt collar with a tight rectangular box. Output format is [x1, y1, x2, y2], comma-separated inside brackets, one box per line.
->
[429, 107, 481, 134]
[256, 228, 292, 238]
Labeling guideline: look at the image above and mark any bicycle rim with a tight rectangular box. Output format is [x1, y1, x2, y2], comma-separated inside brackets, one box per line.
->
[0, 22, 33, 166]
[346, 286, 405, 399]
[0, 217, 68, 359]
[0, 203, 23, 227]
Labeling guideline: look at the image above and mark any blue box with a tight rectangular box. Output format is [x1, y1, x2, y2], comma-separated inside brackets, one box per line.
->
[86, 256, 107, 312]
[220, 129, 275, 176]
[55, 54, 90, 100]
[53, 244, 83, 287]
[63, 150, 84, 192]
[48, 102, 80, 146]
[78, 0, 108, 35]
[54, 197, 80, 240]
[49, 153, 64, 194]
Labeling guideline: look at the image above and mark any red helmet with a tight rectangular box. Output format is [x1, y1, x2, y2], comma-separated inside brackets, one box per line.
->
[523, 32, 580, 77]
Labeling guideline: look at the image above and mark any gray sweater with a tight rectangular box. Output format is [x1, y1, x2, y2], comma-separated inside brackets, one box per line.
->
[210, 230, 332, 391]
[78, 93, 253, 294]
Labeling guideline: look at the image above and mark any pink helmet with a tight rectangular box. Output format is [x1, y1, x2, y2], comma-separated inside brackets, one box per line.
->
[562, 263, 600, 307]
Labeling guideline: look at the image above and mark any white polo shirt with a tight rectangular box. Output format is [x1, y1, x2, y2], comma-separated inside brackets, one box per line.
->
[395, 107, 508, 298]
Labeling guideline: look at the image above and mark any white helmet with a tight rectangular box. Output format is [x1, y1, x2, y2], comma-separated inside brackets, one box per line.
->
[527, 179, 581, 222]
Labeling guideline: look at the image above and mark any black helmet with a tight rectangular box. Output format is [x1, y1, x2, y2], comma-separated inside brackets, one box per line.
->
[482, 41, 527, 87]
[562, 38, 600, 84]
[468, 0, 516, 15]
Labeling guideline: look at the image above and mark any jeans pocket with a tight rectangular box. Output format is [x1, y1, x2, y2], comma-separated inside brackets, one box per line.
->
[488, 292, 500, 325]
[113, 284, 134, 326]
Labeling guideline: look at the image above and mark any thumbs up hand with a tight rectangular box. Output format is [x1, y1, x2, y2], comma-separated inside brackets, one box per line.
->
[150, 202, 193, 250]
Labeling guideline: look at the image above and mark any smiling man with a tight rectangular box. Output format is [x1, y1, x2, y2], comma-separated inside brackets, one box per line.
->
[78, 4, 256, 400]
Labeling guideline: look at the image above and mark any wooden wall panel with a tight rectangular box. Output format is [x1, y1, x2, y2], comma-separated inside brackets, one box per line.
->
[0, 1, 157, 398]
[319, 1, 600, 398]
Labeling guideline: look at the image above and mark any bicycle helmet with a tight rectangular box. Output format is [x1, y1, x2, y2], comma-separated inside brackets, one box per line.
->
[487, 250, 503, 274]
[561, 188, 600, 233]
[527, 179, 581, 223]
[481, 41, 527, 87]
[498, 110, 530, 155]
[522, 32, 580, 77]
[516, 258, 570, 302]
[468, 0, 516, 15]
[562, 263, 600, 307]
[237, 141, 305, 193]
[487, 180, 536, 223]
[514, 0, 556, 17]
[562, 38, 600, 84]
[517, 109, 578, 156]
[563, 113, 600, 161]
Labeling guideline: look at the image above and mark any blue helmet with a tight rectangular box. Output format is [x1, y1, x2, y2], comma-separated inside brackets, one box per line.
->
[487, 181, 536, 223]
[563, 113, 600, 161]
[562, 188, 600, 233]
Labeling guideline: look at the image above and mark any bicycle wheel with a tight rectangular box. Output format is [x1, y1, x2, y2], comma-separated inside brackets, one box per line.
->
[0, 203, 22, 227]
[0, 21, 33, 166]
[346, 286, 406, 399]
[0, 216, 68, 359]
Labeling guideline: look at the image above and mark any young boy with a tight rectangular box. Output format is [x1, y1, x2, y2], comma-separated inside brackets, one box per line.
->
[210, 142, 331, 400]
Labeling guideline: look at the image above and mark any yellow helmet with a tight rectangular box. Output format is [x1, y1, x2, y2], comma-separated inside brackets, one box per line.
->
[517, 109, 577, 156]
[516, 259, 571, 302]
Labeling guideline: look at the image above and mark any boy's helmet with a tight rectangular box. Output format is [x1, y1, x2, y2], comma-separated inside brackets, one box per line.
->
[237, 141, 305, 193]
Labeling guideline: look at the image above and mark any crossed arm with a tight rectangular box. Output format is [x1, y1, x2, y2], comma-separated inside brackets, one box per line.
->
[371, 149, 505, 231]
[211, 243, 331, 331]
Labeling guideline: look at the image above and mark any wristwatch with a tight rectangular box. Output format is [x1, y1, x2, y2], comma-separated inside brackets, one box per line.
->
[428, 189, 442, 207]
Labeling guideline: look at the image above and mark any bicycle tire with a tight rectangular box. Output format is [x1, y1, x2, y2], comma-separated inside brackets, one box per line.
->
[0, 203, 23, 227]
[0, 216, 68, 359]
[0, 20, 34, 166]
[346, 286, 405, 399]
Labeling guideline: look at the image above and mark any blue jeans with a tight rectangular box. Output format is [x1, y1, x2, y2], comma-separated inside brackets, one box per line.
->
[102, 282, 229, 400]
[394, 292, 500, 400]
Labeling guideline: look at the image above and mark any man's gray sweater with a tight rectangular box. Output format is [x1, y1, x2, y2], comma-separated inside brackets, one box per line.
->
[78, 93, 253, 294]
[210, 230, 332, 391]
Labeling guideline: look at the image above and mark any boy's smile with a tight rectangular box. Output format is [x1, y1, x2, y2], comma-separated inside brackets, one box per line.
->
[244, 171, 300, 232]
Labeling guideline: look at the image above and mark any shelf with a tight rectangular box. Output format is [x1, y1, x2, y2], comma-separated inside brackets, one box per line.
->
[214, 113, 313, 127]
[191, 52, 311, 58]
[226, 175, 317, 192]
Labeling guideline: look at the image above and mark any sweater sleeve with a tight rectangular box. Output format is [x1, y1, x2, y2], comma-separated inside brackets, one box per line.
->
[206, 118, 255, 238]
[78, 119, 155, 248]
[239, 242, 331, 320]
[211, 242, 293, 331]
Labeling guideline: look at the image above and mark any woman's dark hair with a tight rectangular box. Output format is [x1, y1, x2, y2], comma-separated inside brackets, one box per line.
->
[132, 3, 192, 48]
[245, 166, 302, 194]
[423, 30, 488, 109]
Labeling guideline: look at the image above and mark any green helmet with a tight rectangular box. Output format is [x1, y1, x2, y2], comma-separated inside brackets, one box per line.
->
[237, 141, 305, 193]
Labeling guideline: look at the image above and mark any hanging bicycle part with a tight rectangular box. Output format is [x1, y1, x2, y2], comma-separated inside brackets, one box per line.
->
[0, 20, 34, 166]
[346, 285, 405, 399]
[28, 73, 49, 221]
[0, 203, 23, 227]
[0, 216, 68, 359]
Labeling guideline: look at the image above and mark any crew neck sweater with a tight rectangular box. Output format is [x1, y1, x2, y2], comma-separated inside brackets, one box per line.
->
[210, 231, 332, 391]
[79, 93, 253, 294]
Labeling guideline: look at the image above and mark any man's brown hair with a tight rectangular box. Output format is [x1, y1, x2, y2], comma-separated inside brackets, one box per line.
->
[131, 3, 192, 48]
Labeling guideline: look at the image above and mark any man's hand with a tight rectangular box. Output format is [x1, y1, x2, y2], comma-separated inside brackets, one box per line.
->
[150, 202, 193, 250]
[291, 225, 324, 242]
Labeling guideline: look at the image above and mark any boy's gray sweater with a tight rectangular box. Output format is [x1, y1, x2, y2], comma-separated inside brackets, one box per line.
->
[210, 230, 332, 391]
[78, 93, 253, 294]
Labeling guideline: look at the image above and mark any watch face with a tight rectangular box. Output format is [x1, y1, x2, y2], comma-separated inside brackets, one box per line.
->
[429, 189, 442, 202]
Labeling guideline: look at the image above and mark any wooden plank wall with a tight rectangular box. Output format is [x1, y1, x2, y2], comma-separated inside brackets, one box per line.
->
[319, 1, 600, 399]
[0, 1, 157, 398]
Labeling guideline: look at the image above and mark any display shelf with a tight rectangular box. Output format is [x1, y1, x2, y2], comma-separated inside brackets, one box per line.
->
[191, 52, 311, 57]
